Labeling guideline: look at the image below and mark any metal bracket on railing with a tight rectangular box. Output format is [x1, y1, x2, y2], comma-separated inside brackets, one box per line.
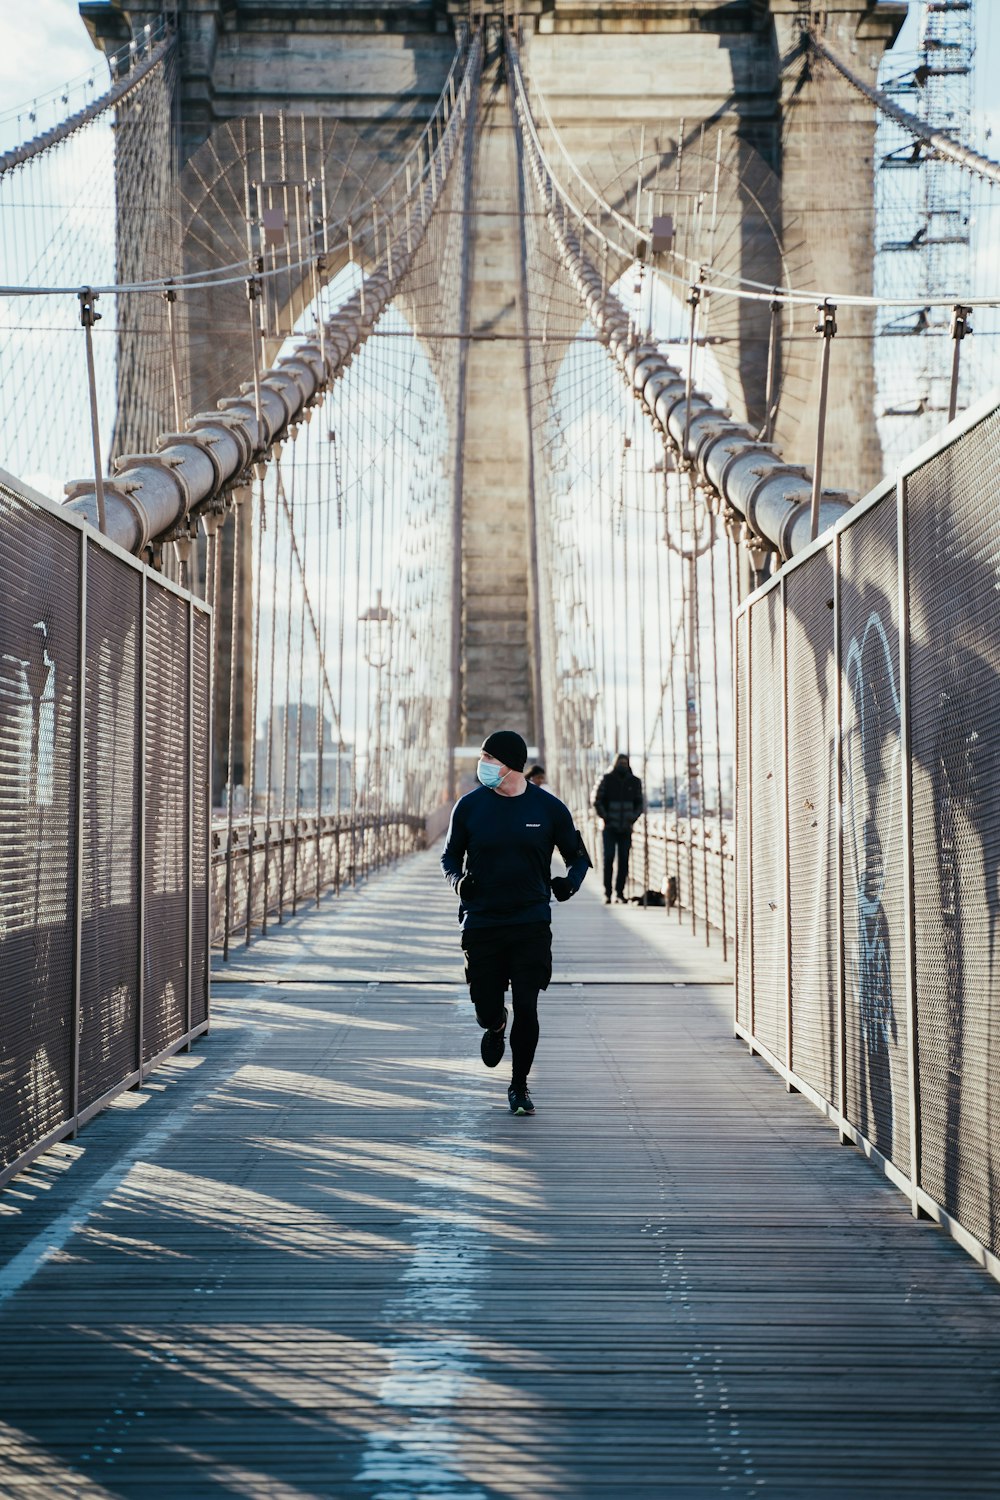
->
[809, 300, 837, 541]
[162, 281, 184, 431]
[78, 288, 107, 534]
[948, 303, 971, 423]
[682, 284, 702, 463]
[245, 269, 265, 439]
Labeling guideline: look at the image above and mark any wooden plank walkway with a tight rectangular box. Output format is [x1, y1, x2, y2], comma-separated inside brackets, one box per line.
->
[2, 850, 1000, 1497]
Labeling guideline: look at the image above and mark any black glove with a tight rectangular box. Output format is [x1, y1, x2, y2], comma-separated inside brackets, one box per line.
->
[550, 876, 574, 902]
[457, 872, 478, 904]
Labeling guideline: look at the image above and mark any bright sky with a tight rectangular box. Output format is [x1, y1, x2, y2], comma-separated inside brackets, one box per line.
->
[0, 0, 107, 142]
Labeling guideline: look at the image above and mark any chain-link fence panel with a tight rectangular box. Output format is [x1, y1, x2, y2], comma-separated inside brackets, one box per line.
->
[143, 583, 191, 1062]
[0, 483, 80, 1171]
[906, 406, 1000, 1258]
[786, 546, 839, 1102]
[79, 541, 142, 1111]
[191, 608, 211, 1029]
[840, 498, 909, 1176]
[0, 475, 210, 1188]
[749, 587, 785, 1062]
[736, 611, 751, 1030]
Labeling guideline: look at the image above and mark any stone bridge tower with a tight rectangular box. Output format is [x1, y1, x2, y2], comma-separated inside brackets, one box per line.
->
[82, 0, 905, 769]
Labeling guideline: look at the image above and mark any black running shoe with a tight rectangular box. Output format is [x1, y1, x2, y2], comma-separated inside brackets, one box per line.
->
[507, 1082, 535, 1116]
[480, 1008, 507, 1068]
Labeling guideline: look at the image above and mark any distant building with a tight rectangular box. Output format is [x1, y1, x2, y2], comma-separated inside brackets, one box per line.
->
[255, 705, 354, 813]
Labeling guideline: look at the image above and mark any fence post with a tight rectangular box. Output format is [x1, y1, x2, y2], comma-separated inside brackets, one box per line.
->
[185, 597, 194, 1047]
[204, 610, 213, 1034]
[745, 604, 755, 1046]
[733, 610, 742, 1035]
[834, 529, 848, 1140]
[781, 573, 794, 1088]
[71, 532, 88, 1133]
[897, 469, 922, 1216]
[138, 571, 147, 1076]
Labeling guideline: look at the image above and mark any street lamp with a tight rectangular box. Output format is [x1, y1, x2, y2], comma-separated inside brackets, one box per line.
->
[359, 588, 393, 669]
[359, 589, 394, 856]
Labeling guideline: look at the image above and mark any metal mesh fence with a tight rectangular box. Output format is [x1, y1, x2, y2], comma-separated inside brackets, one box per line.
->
[79, 542, 142, 1111]
[749, 587, 785, 1062]
[191, 610, 211, 1028]
[786, 549, 839, 1102]
[906, 407, 1000, 1255]
[839, 499, 909, 1176]
[735, 394, 1000, 1268]
[143, 583, 191, 1064]
[0, 473, 210, 1187]
[0, 483, 80, 1171]
[736, 612, 750, 1030]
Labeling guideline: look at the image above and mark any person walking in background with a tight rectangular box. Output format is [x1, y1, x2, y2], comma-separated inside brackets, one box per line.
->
[526, 764, 546, 787]
[592, 752, 643, 904]
[441, 730, 590, 1116]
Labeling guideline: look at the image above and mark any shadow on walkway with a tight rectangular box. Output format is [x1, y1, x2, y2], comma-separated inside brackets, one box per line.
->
[1, 851, 999, 1497]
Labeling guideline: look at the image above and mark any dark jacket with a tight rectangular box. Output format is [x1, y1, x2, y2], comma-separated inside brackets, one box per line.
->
[593, 763, 643, 833]
[441, 782, 590, 929]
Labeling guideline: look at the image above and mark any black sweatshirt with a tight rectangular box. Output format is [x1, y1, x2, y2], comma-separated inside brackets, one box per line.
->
[441, 782, 591, 929]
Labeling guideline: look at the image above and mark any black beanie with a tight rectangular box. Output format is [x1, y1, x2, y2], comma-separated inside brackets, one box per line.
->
[481, 729, 528, 772]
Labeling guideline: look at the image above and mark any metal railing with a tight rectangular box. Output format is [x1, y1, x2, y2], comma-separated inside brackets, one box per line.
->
[580, 812, 734, 943]
[641, 817, 733, 941]
[211, 811, 428, 949]
[0, 469, 210, 1189]
[735, 390, 1000, 1281]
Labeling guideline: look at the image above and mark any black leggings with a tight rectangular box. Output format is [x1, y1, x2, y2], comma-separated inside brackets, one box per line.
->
[461, 922, 552, 1083]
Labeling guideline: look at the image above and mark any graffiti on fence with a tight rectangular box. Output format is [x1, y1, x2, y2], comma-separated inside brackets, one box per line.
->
[844, 610, 901, 1158]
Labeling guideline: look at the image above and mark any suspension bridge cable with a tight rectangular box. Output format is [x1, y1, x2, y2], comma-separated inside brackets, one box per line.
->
[513, 44, 1000, 315]
[0, 31, 174, 177]
[808, 32, 1000, 189]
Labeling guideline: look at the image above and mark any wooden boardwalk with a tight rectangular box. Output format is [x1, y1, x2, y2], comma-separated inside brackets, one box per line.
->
[2, 851, 1000, 1497]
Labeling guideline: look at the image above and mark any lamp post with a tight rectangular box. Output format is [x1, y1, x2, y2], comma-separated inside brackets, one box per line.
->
[359, 589, 394, 869]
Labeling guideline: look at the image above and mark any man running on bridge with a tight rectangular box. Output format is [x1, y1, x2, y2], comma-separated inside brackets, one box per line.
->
[441, 729, 591, 1116]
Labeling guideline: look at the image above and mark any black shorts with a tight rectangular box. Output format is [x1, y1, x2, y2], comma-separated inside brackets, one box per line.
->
[460, 922, 553, 994]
